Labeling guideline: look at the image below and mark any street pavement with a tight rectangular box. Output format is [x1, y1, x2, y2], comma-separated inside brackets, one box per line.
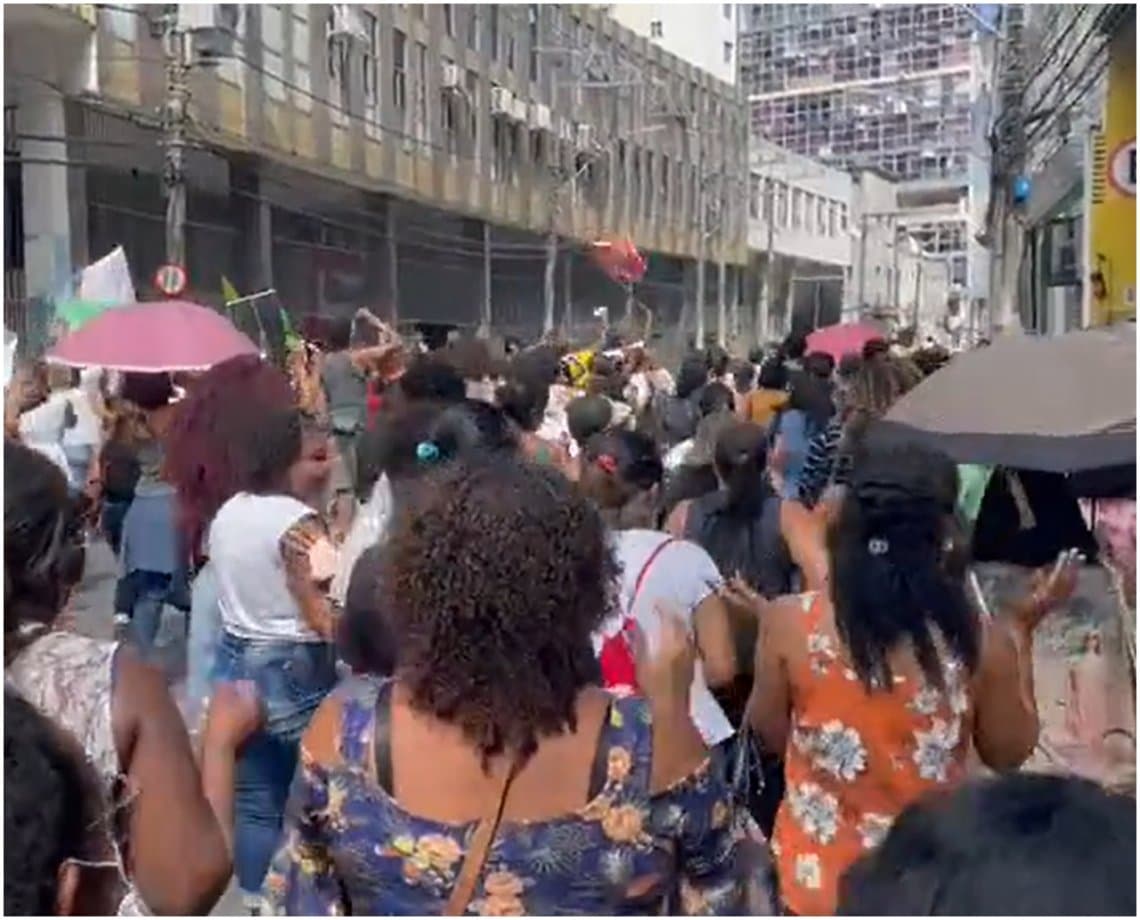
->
[69, 538, 244, 916]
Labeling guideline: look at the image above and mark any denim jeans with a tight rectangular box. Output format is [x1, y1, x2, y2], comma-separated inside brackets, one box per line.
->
[123, 570, 174, 656]
[102, 498, 132, 558]
[63, 443, 93, 492]
[185, 563, 221, 726]
[212, 631, 338, 896]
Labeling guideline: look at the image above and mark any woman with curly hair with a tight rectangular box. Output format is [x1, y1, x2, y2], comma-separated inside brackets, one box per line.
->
[264, 455, 750, 915]
[164, 355, 298, 721]
[201, 400, 340, 909]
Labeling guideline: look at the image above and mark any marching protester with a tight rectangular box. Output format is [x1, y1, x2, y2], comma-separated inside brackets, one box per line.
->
[264, 454, 750, 915]
[747, 437, 1080, 915]
[164, 355, 300, 724]
[15, 300, 1133, 920]
[5, 441, 231, 914]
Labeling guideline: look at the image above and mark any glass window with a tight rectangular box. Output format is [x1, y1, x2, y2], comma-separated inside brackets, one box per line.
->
[723, 4, 732, 19]
[466, 6, 479, 50]
[393, 29, 407, 120]
[442, 4, 454, 37]
[650, 20, 663, 38]
[723, 41, 733, 64]
[106, 2, 137, 42]
[262, 5, 285, 102]
[363, 10, 379, 134]
[291, 7, 311, 113]
[326, 9, 348, 125]
[414, 42, 429, 148]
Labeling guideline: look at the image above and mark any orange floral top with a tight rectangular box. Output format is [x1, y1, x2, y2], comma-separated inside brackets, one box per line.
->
[772, 594, 973, 915]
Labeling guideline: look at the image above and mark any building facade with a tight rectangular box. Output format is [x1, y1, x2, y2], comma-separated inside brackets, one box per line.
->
[744, 139, 852, 340]
[988, 3, 1134, 336]
[739, 4, 990, 326]
[605, 4, 738, 86]
[4, 3, 747, 351]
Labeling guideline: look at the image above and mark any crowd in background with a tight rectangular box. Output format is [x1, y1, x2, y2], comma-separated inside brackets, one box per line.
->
[3, 315, 1134, 916]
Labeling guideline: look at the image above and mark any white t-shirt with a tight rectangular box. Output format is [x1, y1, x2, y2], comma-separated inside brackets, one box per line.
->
[19, 395, 74, 485]
[597, 529, 734, 746]
[60, 387, 102, 449]
[211, 492, 326, 642]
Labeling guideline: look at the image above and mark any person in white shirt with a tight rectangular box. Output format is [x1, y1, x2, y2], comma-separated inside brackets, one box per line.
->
[577, 428, 741, 747]
[18, 364, 76, 489]
[60, 366, 105, 491]
[206, 402, 339, 906]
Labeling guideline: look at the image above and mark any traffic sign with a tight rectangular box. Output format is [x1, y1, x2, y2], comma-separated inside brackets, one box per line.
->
[1108, 139, 1136, 197]
[153, 262, 188, 297]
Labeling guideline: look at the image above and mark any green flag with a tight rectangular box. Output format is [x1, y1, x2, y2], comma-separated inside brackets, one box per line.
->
[54, 299, 117, 331]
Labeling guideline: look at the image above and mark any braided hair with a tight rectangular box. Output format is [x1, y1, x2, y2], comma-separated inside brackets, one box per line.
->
[828, 436, 978, 691]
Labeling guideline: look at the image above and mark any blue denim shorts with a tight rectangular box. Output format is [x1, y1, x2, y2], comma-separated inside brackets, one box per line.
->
[212, 631, 338, 742]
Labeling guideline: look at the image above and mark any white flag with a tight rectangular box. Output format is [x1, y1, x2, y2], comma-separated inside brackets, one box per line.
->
[78, 245, 135, 306]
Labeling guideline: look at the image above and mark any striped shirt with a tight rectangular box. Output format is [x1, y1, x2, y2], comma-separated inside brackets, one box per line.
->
[796, 416, 850, 506]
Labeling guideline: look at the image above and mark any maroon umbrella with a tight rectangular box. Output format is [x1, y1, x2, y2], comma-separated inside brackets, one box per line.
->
[47, 299, 258, 372]
[806, 321, 886, 360]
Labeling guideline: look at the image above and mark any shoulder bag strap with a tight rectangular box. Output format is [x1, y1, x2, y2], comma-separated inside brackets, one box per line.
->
[443, 757, 521, 916]
[629, 537, 675, 614]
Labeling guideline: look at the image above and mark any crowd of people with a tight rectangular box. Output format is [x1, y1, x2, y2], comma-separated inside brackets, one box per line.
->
[4, 315, 1135, 916]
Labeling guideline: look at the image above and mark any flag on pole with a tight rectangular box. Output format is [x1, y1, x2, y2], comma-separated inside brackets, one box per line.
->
[221, 276, 240, 306]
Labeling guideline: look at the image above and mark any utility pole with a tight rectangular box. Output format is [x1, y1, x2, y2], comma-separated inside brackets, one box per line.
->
[543, 191, 558, 336]
[756, 179, 775, 345]
[480, 222, 492, 337]
[162, 14, 190, 267]
[695, 173, 707, 345]
[913, 256, 923, 333]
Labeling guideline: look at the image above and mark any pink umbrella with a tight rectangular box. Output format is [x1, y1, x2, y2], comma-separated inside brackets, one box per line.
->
[47, 299, 258, 372]
[806, 321, 886, 361]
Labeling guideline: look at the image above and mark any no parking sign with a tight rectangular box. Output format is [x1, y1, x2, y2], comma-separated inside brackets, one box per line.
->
[153, 262, 188, 297]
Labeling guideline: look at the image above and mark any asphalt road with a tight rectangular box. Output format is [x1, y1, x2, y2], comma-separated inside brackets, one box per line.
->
[69, 538, 245, 916]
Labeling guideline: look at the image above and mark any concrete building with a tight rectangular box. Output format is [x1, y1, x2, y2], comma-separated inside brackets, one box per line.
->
[999, 4, 1135, 335]
[605, 4, 738, 86]
[739, 4, 991, 323]
[744, 139, 852, 341]
[4, 3, 747, 352]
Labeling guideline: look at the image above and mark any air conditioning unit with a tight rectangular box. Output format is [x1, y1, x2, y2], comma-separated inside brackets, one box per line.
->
[441, 62, 462, 90]
[490, 86, 515, 117]
[328, 3, 369, 43]
[576, 123, 595, 148]
[528, 102, 553, 131]
[178, 4, 240, 64]
[511, 97, 529, 122]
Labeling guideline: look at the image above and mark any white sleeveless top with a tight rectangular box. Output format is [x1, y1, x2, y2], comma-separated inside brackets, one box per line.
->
[210, 492, 321, 642]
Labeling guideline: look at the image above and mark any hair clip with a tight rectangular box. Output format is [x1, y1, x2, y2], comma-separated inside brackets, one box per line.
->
[868, 537, 890, 556]
[596, 454, 618, 474]
[416, 441, 441, 463]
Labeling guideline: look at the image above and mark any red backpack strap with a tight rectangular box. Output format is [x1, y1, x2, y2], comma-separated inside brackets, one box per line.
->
[630, 537, 676, 612]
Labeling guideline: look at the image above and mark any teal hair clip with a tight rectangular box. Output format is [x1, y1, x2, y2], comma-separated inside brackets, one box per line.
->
[416, 440, 441, 463]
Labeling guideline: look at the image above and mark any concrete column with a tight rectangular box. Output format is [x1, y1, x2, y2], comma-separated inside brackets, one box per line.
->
[229, 163, 274, 293]
[18, 86, 75, 304]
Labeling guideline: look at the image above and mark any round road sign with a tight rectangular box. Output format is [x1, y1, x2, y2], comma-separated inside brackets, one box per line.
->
[154, 263, 188, 297]
[1108, 139, 1136, 197]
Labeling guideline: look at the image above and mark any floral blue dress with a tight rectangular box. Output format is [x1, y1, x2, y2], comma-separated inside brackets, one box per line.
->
[262, 677, 747, 915]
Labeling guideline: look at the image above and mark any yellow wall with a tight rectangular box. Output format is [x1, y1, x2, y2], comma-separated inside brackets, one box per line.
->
[1090, 23, 1136, 325]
